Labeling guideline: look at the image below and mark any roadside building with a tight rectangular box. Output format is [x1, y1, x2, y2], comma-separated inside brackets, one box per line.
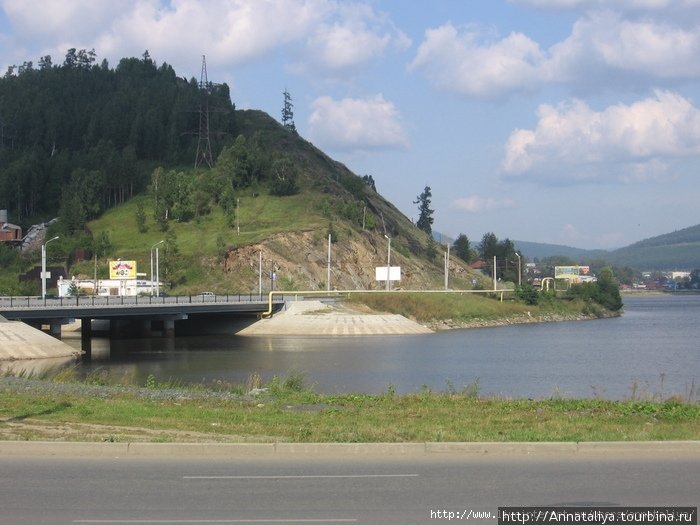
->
[0, 209, 22, 247]
[57, 276, 158, 297]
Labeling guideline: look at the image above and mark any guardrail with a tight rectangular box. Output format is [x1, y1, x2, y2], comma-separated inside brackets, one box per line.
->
[0, 293, 277, 309]
[261, 288, 516, 317]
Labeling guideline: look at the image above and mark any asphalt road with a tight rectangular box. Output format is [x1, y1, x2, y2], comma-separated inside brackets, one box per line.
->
[0, 451, 697, 524]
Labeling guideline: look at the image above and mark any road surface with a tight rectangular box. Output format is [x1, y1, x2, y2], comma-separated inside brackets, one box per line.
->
[0, 450, 697, 524]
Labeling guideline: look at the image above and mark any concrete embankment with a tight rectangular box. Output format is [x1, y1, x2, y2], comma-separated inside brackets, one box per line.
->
[0, 316, 80, 361]
[237, 300, 432, 336]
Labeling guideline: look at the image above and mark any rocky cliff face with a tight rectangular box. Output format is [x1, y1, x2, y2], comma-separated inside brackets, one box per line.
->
[223, 230, 480, 292]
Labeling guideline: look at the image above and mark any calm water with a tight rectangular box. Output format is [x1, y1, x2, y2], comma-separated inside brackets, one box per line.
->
[25, 294, 700, 400]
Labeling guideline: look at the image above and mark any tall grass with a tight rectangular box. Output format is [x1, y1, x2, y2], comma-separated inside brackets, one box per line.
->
[1, 371, 697, 443]
[346, 292, 586, 324]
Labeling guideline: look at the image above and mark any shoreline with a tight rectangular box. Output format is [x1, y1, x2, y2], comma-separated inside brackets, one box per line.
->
[425, 310, 621, 331]
[237, 299, 621, 336]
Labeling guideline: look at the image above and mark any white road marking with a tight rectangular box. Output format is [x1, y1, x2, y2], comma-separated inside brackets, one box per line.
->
[183, 474, 419, 479]
[74, 520, 357, 523]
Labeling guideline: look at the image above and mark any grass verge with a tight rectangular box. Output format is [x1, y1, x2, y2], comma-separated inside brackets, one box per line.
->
[345, 292, 606, 328]
[0, 374, 697, 444]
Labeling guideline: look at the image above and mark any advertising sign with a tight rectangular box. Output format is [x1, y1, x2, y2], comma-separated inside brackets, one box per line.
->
[375, 266, 401, 282]
[554, 266, 580, 279]
[109, 260, 137, 279]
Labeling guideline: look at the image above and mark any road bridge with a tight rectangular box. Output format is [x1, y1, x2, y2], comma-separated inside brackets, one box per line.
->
[0, 294, 286, 354]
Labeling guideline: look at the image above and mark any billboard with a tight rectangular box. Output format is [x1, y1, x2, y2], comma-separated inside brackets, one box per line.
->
[375, 266, 401, 282]
[554, 266, 579, 279]
[555, 265, 593, 283]
[109, 260, 137, 279]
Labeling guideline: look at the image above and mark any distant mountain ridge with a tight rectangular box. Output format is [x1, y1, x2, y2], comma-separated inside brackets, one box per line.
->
[514, 224, 700, 271]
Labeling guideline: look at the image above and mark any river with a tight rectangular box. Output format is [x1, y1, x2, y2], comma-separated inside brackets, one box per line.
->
[22, 294, 700, 400]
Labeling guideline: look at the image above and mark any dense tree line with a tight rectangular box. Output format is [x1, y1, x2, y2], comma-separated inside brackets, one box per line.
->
[0, 49, 236, 225]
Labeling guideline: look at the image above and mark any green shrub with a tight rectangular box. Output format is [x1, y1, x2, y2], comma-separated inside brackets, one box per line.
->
[515, 283, 539, 305]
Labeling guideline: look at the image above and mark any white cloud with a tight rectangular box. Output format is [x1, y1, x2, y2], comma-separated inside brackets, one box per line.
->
[409, 11, 700, 99]
[1, 0, 406, 77]
[510, 0, 700, 11]
[97, 0, 328, 67]
[550, 11, 700, 82]
[451, 196, 515, 213]
[308, 94, 409, 151]
[3, 0, 136, 42]
[502, 90, 700, 182]
[300, 3, 411, 74]
[408, 23, 546, 99]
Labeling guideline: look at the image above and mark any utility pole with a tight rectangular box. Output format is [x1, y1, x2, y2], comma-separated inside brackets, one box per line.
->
[41, 236, 59, 300]
[493, 256, 497, 291]
[385, 235, 392, 291]
[444, 243, 450, 290]
[327, 233, 331, 291]
[258, 251, 262, 297]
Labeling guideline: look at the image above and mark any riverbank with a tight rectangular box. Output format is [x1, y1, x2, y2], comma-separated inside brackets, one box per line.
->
[238, 300, 432, 335]
[0, 375, 697, 444]
[425, 310, 620, 331]
[238, 294, 621, 336]
[0, 317, 80, 361]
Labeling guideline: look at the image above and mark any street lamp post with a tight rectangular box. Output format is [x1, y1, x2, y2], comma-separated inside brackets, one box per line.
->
[327, 233, 331, 292]
[41, 236, 59, 300]
[515, 252, 522, 287]
[444, 242, 451, 290]
[150, 240, 164, 296]
[384, 235, 391, 291]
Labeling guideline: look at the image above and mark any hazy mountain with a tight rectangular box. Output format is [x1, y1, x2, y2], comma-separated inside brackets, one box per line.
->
[514, 224, 700, 270]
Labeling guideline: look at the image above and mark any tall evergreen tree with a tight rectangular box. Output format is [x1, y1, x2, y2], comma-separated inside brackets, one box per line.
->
[453, 233, 472, 263]
[414, 185, 434, 235]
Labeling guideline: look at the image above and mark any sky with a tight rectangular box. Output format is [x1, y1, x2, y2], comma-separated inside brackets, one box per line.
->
[2, 0, 700, 250]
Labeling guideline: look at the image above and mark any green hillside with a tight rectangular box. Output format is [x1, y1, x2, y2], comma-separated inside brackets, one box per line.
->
[516, 224, 700, 271]
[0, 51, 489, 295]
[76, 110, 484, 294]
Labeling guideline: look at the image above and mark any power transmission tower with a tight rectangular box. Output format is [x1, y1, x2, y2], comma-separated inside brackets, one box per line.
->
[195, 55, 214, 169]
[282, 89, 296, 133]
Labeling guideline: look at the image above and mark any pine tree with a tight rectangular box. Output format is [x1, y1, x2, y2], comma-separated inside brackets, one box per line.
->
[414, 185, 434, 235]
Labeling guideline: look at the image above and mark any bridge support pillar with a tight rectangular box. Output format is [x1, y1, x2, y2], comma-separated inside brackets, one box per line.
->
[49, 320, 62, 339]
[80, 318, 92, 358]
[140, 319, 153, 337]
[163, 319, 175, 338]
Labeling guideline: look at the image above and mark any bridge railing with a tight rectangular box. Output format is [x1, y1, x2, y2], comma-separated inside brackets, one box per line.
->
[0, 293, 285, 309]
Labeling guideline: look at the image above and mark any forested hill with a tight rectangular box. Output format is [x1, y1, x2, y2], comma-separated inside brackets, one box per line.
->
[0, 50, 235, 224]
[517, 224, 700, 271]
[605, 224, 700, 270]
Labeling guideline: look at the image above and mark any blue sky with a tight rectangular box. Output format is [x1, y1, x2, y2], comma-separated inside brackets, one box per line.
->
[2, 0, 700, 249]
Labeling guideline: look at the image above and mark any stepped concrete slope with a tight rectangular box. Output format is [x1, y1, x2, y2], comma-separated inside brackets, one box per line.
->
[237, 300, 432, 336]
[0, 317, 80, 360]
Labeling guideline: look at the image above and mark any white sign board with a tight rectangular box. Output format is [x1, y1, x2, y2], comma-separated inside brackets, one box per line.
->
[375, 266, 401, 281]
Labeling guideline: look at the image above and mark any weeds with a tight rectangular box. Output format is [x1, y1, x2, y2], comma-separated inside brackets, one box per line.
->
[1, 373, 698, 442]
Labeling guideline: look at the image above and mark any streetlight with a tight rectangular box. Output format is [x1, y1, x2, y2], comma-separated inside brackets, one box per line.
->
[41, 236, 59, 300]
[150, 240, 164, 296]
[444, 242, 451, 290]
[327, 233, 332, 292]
[515, 252, 522, 287]
[384, 235, 391, 291]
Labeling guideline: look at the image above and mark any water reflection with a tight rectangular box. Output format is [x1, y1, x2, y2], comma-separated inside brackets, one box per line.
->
[7, 294, 700, 400]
